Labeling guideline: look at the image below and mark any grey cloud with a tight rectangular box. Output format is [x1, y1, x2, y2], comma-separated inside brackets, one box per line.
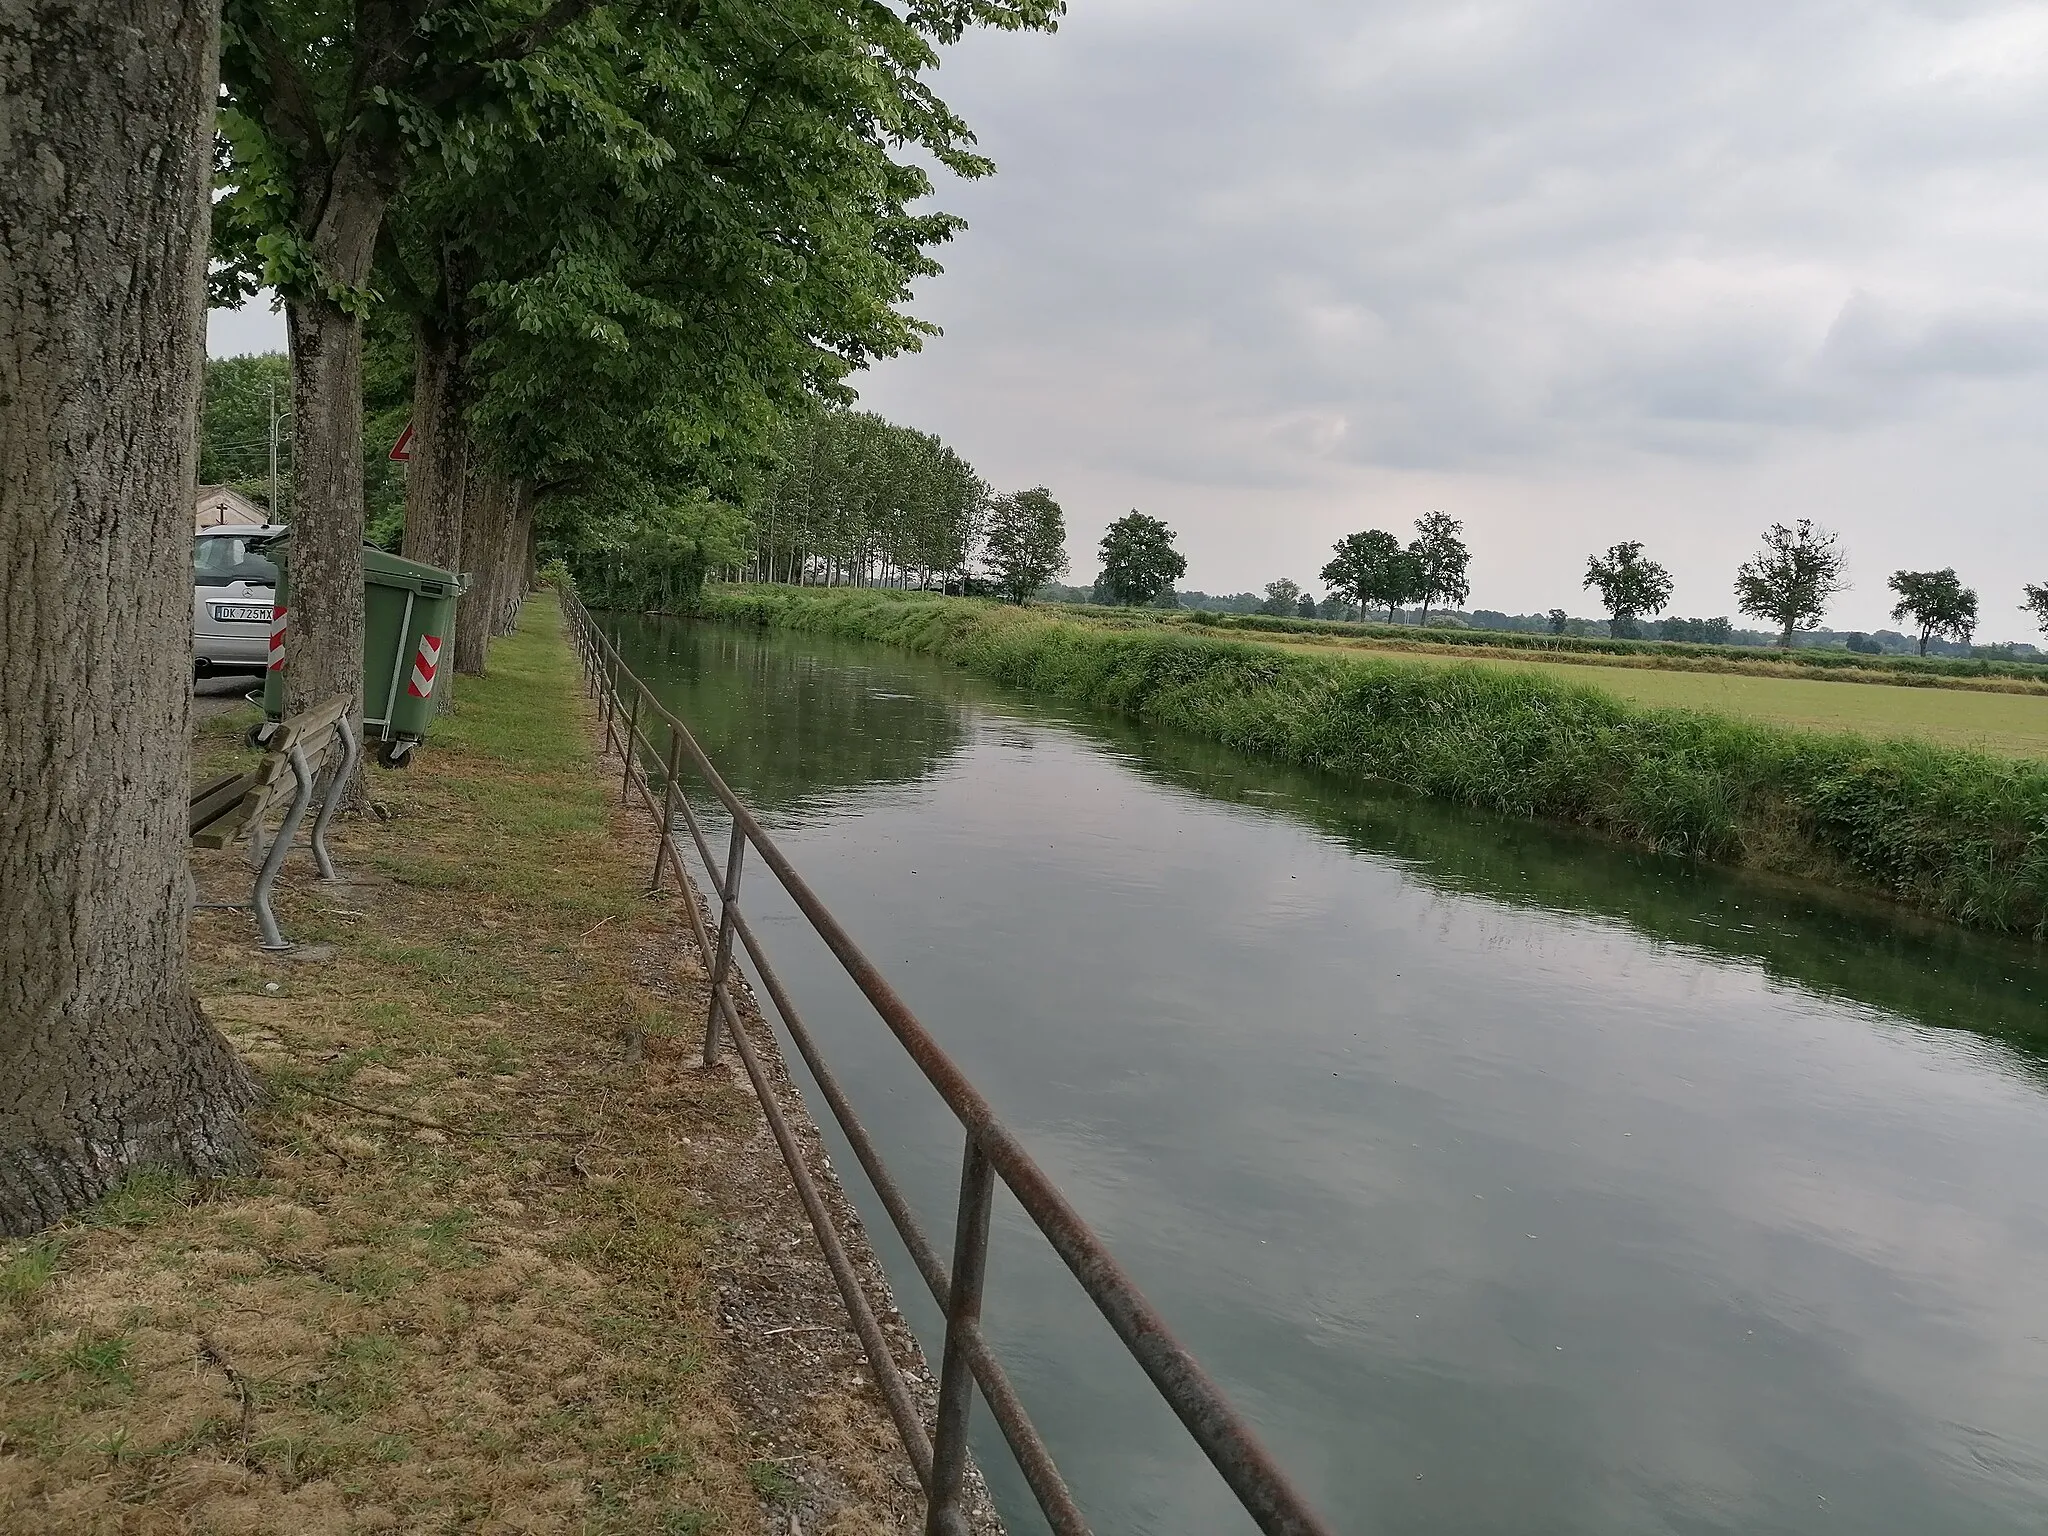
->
[877, 0, 2048, 487]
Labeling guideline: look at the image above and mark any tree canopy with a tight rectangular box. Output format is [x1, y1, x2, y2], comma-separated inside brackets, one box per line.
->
[982, 488, 1068, 603]
[1408, 511, 1470, 623]
[1096, 511, 1185, 606]
[1734, 521, 1848, 647]
[1583, 541, 1674, 640]
[1321, 528, 1422, 622]
[211, 0, 1064, 702]
[1888, 569, 1978, 656]
[2023, 584, 2048, 639]
[1260, 578, 1303, 616]
[744, 409, 989, 590]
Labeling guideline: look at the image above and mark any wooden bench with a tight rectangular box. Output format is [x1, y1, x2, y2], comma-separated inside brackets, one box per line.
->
[190, 694, 360, 951]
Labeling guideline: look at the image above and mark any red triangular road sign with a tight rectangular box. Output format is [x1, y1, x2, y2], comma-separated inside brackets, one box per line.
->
[388, 422, 415, 462]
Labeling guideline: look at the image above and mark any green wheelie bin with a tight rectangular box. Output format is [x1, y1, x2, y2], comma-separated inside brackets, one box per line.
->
[260, 537, 466, 768]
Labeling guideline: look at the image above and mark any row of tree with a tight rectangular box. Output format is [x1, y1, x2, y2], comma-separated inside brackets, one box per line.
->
[2, 0, 1060, 1231]
[1254, 516, 2048, 655]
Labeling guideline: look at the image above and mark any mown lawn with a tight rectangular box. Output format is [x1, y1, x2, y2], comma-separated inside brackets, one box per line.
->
[1252, 637, 2048, 758]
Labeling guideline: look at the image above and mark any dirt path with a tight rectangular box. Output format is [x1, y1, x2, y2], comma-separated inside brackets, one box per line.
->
[2, 595, 981, 1534]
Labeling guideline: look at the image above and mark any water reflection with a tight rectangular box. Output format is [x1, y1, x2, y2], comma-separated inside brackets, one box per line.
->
[604, 613, 970, 815]
[608, 614, 2048, 1536]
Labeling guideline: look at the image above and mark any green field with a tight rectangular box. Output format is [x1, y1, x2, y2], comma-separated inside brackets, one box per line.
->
[1255, 637, 2048, 759]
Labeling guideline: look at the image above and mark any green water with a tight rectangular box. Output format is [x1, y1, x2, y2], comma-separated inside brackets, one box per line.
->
[612, 614, 2048, 1535]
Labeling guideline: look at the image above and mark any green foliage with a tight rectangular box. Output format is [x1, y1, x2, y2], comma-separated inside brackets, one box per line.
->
[1322, 528, 1423, 622]
[983, 488, 1069, 603]
[1095, 511, 1185, 607]
[199, 352, 289, 507]
[1408, 510, 1470, 621]
[1889, 569, 1978, 656]
[1583, 541, 1674, 640]
[559, 491, 749, 614]
[1660, 616, 1734, 644]
[746, 408, 988, 586]
[1259, 578, 1302, 616]
[198, 346, 406, 539]
[1736, 520, 1849, 645]
[701, 586, 2048, 935]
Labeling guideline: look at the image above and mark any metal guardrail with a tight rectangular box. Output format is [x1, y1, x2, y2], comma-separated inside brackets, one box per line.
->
[561, 590, 1334, 1536]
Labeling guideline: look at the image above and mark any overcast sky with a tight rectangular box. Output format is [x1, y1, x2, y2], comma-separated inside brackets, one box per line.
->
[211, 0, 2048, 633]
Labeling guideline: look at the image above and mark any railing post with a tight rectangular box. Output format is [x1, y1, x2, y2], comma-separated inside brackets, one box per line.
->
[651, 725, 682, 893]
[598, 654, 617, 752]
[703, 818, 746, 1064]
[926, 1134, 995, 1536]
[620, 687, 641, 800]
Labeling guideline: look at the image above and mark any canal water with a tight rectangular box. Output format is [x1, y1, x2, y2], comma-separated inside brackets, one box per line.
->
[609, 614, 2048, 1536]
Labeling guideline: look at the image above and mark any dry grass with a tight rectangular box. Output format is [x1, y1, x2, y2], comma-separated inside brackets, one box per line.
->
[1, 595, 933, 1535]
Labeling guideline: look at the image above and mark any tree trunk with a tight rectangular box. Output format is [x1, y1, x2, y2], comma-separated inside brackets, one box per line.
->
[401, 314, 468, 574]
[454, 465, 510, 675]
[0, 0, 258, 1232]
[283, 296, 369, 719]
[1780, 622, 1795, 648]
[279, 160, 387, 723]
[493, 480, 534, 635]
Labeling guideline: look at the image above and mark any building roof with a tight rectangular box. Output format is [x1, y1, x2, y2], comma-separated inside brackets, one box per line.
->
[196, 485, 271, 529]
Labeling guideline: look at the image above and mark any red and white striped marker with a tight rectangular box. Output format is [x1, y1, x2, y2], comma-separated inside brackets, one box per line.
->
[406, 633, 443, 698]
[267, 605, 288, 671]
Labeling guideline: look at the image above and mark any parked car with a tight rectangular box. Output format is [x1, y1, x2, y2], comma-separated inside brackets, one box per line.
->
[192, 524, 284, 676]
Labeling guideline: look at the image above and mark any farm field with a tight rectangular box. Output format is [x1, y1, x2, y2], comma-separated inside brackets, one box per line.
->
[1253, 635, 2048, 758]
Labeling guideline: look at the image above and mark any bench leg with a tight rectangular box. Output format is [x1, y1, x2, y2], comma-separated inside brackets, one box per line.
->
[308, 715, 358, 881]
[253, 746, 315, 952]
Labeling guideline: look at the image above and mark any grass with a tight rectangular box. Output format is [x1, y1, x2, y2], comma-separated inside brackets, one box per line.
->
[700, 585, 2048, 936]
[1250, 637, 2048, 758]
[1175, 605, 2048, 686]
[0, 595, 773, 1532]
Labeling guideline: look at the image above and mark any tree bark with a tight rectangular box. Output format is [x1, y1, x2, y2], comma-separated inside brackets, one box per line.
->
[279, 152, 389, 721]
[0, 0, 259, 1232]
[401, 312, 468, 575]
[454, 464, 510, 675]
[493, 480, 534, 635]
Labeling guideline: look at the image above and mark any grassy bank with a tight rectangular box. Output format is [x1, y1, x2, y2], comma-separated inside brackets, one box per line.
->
[1247, 636, 2048, 758]
[1, 595, 921, 1533]
[699, 586, 2048, 936]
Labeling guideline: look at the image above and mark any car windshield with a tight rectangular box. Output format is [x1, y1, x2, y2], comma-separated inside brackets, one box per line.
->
[193, 534, 278, 588]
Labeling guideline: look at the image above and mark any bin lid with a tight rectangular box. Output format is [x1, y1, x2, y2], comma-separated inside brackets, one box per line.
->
[364, 546, 467, 597]
[258, 533, 467, 597]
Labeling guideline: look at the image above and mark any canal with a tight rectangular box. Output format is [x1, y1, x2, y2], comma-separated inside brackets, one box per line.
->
[609, 613, 2048, 1536]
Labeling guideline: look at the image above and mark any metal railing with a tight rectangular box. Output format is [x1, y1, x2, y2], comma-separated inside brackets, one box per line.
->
[561, 590, 1333, 1536]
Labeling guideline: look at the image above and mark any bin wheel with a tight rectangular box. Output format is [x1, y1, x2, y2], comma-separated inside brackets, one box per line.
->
[378, 739, 417, 770]
[245, 721, 278, 750]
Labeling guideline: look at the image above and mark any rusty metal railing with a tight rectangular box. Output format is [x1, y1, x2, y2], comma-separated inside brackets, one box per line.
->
[561, 590, 1333, 1536]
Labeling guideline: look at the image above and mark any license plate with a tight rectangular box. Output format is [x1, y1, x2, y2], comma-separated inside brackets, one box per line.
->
[212, 603, 273, 623]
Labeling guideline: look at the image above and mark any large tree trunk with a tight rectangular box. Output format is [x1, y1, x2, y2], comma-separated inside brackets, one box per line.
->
[283, 296, 369, 718]
[0, 0, 259, 1233]
[454, 465, 510, 675]
[279, 160, 387, 722]
[401, 313, 468, 574]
